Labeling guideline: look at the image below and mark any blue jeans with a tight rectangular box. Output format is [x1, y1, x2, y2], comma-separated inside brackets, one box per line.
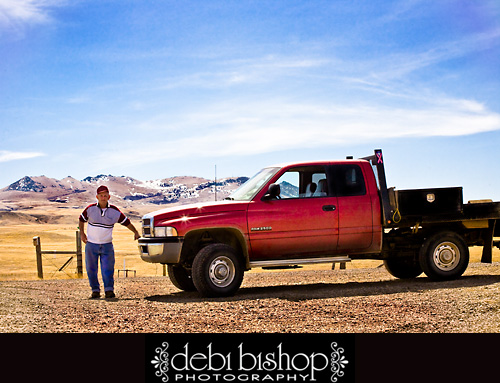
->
[85, 242, 115, 292]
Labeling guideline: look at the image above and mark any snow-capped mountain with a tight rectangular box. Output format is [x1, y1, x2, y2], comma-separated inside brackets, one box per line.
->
[0, 174, 249, 210]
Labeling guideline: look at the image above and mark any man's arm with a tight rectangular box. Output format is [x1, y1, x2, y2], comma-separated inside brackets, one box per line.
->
[126, 222, 141, 240]
[114, 207, 140, 240]
[78, 220, 88, 244]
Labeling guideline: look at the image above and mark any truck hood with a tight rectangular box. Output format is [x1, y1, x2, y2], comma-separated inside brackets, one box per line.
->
[143, 200, 249, 224]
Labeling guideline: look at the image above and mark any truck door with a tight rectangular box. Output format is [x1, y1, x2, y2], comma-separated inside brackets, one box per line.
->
[247, 165, 339, 259]
[330, 164, 374, 251]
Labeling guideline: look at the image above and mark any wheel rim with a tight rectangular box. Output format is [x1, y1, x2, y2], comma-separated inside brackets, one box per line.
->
[209, 256, 235, 288]
[433, 242, 460, 271]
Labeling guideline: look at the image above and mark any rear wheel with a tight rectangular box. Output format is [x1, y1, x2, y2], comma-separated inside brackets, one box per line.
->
[192, 244, 244, 297]
[384, 257, 422, 279]
[167, 265, 196, 291]
[419, 231, 469, 281]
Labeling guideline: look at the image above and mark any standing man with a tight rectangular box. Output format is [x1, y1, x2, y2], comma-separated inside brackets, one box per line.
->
[79, 185, 140, 299]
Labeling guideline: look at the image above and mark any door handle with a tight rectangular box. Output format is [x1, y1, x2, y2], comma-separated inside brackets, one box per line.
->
[322, 205, 336, 212]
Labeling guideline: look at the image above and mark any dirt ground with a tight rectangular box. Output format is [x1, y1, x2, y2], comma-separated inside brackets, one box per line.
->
[1, 261, 500, 333]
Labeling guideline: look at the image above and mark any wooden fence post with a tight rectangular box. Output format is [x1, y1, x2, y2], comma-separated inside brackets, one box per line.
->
[33, 236, 43, 279]
[76, 230, 83, 278]
[33, 232, 83, 279]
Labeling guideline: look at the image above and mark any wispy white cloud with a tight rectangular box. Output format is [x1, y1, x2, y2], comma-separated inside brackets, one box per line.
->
[0, 150, 46, 162]
[0, 0, 66, 30]
[336, 27, 500, 93]
[151, 55, 329, 90]
[97, 95, 500, 169]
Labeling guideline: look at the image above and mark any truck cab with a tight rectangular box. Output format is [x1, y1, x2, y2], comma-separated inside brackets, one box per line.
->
[246, 160, 382, 261]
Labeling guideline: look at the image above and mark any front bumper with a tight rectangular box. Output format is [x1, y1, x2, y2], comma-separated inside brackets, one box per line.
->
[138, 237, 183, 264]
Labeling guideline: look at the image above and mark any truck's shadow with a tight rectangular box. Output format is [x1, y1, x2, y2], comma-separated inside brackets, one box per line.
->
[145, 274, 500, 303]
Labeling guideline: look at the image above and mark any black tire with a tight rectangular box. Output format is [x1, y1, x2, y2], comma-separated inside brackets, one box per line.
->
[192, 243, 244, 297]
[167, 265, 196, 291]
[384, 257, 423, 279]
[419, 231, 469, 281]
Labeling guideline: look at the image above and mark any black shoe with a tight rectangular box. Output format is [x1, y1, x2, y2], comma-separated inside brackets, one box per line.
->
[90, 291, 100, 299]
[105, 291, 116, 299]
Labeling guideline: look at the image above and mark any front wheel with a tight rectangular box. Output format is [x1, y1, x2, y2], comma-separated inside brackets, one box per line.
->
[419, 231, 469, 281]
[192, 244, 244, 297]
[167, 265, 196, 291]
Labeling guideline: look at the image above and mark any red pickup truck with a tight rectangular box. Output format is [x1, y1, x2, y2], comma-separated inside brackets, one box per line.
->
[139, 149, 500, 297]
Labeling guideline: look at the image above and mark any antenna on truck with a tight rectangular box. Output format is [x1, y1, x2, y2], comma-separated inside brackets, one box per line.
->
[214, 164, 217, 201]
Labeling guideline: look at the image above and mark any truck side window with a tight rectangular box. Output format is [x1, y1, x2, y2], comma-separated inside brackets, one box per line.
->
[275, 171, 300, 198]
[333, 165, 366, 196]
[275, 166, 329, 199]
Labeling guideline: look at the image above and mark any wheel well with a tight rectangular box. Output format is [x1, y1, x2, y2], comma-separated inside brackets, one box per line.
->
[180, 228, 248, 269]
[421, 224, 477, 247]
[382, 223, 466, 259]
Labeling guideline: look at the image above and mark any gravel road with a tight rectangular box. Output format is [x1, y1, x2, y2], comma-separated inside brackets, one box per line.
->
[1, 262, 500, 333]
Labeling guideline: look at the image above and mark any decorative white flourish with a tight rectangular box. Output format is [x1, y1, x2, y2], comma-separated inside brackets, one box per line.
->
[151, 342, 170, 382]
[330, 342, 349, 382]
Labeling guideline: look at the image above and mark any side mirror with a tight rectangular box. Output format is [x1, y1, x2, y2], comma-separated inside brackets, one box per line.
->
[262, 183, 281, 201]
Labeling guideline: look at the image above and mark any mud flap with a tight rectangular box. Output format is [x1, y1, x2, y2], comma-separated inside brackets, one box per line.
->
[481, 219, 496, 263]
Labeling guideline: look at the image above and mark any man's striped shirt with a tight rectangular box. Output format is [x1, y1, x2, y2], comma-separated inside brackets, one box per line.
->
[79, 203, 130, 244]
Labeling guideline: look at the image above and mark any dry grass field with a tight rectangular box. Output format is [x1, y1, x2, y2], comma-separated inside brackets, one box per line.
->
[0, 206, 497, 281]
[0, 206, 158, 280]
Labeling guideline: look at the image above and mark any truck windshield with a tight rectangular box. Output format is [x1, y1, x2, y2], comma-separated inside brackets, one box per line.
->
[227, 167, 280, 201]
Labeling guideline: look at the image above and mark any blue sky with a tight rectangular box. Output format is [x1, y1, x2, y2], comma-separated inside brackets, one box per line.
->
[1, 0, 500, 201]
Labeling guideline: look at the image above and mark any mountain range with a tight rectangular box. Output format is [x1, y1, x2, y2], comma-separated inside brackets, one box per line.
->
[0, 174, 249, 212]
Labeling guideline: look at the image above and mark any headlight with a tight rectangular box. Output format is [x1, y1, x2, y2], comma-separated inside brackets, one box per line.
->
[154, 226, 178, 237]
